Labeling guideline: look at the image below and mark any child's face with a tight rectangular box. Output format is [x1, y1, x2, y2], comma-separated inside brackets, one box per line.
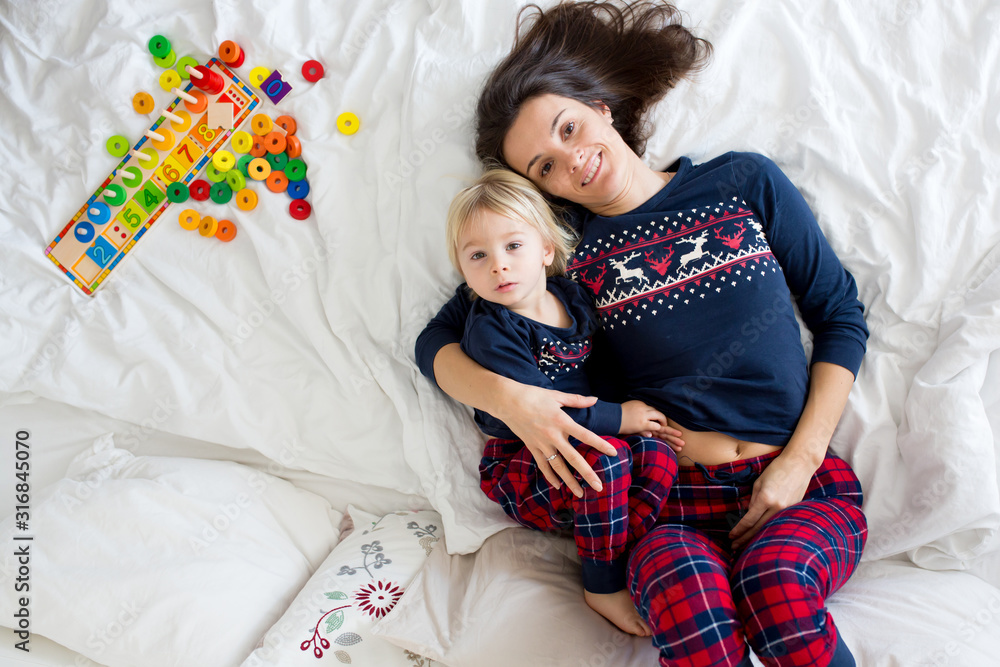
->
[457, 209, 554, 312]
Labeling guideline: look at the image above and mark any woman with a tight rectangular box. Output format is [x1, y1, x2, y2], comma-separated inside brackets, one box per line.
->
[416, 2, 868, 666]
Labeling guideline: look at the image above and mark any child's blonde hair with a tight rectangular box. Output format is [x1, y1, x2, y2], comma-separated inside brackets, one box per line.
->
[446, 167, 578, 279]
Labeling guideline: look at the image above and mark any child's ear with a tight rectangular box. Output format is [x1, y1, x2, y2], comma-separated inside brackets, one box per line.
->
[543, 243, 555, 267]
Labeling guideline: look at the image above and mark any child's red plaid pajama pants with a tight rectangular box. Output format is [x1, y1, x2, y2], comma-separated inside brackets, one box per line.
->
[480, 435, 679, 593]
[627, 451, 867, 667]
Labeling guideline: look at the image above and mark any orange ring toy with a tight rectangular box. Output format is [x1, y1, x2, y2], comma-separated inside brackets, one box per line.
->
[264, 131, 287, 154]
[275, 115, 297, 135]
[265, 171, 289, 193]
[215, 219, 238, 242]
[285, 135, 302, 159]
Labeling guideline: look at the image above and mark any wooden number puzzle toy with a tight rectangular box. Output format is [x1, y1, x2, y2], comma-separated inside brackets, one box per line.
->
[45, 57, 260, 295]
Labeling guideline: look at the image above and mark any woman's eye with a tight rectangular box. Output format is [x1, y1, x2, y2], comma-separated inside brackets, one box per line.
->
[540, 161, 552, 177]
[563, 121, 574, 138]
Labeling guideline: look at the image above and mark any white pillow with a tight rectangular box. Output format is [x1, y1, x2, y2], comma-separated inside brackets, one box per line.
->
[370, 526, 660, 666]
[242, 506, 443, 666]
[0, 434, 341, 667]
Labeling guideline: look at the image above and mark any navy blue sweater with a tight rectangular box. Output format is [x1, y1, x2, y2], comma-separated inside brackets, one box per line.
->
[416, 152, 868, 446]
[460, 276, 623, 440]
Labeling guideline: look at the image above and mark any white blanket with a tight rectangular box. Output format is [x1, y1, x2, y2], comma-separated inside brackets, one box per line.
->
[0, 0, 998, 584]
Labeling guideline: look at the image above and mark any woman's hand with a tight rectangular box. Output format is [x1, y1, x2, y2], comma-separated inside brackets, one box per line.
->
[728, 449, 817, 551]
[495, 383, 620, 498]
[620, 400, 684, 453]
[729, 362, 854, 550]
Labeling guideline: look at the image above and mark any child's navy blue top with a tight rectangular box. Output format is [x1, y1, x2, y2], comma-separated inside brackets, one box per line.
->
[460, 276, 622, 440]
[417, 152, 869, 446]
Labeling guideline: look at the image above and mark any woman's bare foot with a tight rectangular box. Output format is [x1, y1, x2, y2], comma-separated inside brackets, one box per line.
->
[584, 589, 652, 636]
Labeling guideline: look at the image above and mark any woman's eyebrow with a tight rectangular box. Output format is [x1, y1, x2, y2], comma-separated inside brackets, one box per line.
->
[525, 108, 567, 175]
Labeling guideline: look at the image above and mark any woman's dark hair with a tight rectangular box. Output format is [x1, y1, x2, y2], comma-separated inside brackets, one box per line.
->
[475, 1, 712, 167]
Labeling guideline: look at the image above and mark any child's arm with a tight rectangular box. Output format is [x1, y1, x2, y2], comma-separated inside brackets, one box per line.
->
[464, 315, 623, 438]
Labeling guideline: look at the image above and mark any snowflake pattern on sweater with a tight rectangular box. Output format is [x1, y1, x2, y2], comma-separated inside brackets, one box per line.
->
[537, 335, 592, 382]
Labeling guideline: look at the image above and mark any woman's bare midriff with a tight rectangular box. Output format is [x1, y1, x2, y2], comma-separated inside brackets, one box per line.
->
[666, 418, 782, 467]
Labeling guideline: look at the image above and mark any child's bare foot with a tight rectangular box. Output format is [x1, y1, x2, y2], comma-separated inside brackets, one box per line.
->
[584, 589, 652, 637]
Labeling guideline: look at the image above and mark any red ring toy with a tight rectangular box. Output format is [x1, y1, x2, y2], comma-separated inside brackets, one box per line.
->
[189, 179, 211, 201]
[191, 66, 225, 95]
[302, 60, 324, 82]
[289, 200, 311, 220]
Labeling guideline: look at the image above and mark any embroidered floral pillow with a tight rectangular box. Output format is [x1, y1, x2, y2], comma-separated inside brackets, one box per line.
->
[241, 506, 441, 667]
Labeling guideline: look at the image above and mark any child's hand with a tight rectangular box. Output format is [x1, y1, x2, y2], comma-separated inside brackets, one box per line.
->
[620, 400, 684, 452]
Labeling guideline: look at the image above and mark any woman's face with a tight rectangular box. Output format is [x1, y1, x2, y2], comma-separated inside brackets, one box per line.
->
[502, 94, 632, 211]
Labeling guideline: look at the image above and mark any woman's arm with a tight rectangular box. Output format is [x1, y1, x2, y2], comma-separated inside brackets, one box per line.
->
[729, 361, 855, 549]
[432, 342, 620, 497]
[727, 153, 868, 549]
[417, 288, 623, 495]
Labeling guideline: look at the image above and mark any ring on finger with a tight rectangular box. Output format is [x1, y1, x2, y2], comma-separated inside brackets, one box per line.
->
[546, 453, 559, 462]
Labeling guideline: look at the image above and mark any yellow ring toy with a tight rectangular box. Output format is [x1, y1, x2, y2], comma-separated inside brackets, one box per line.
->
[137, 147, 159, 169]
[169, 109, 192, 133]
[212, 150, 236, 173]
[251, 113, 273, 136]
[231, 130, 253, 154]
[235, 188, 258, 211]
[199, 215, 219, 237]
[158, 69, 182, 92]
[132, 92, 154, 114]
[337, 112, 360, 135]
[178, 209, 201, 230]
[150, 127, 175, 151]
[249, 66, 271, 88]
[247, 157, 272, 181]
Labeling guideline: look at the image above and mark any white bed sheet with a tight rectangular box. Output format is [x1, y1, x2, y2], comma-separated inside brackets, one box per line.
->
[1, 0, 999, 665]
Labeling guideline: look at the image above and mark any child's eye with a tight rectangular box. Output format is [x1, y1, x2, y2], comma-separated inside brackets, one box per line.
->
[470, 251, 485, 260]
[506, 242, 521, 251]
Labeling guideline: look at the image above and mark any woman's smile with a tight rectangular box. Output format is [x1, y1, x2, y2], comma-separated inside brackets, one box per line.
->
[581, 151, 602, 186]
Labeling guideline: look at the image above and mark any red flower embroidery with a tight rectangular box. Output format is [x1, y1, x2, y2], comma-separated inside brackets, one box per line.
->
[354, 579, 404, 619]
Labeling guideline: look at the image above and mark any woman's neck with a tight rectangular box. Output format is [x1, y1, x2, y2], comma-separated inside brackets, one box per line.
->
[589, 157, 673, 218]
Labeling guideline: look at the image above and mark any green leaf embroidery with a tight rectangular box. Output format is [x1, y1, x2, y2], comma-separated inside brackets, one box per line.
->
[335, 649, 352, 663]
[325, 591, 349, 600]
[335, 632, 363, 646]
[325, 610, 345, 634]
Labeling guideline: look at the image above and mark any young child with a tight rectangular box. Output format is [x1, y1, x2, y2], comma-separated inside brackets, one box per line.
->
[445, 168, 681, 637]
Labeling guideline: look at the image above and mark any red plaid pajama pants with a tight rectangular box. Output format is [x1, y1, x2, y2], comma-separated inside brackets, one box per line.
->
[627, 451, 867, 667]
[480, 435, 679, 593]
